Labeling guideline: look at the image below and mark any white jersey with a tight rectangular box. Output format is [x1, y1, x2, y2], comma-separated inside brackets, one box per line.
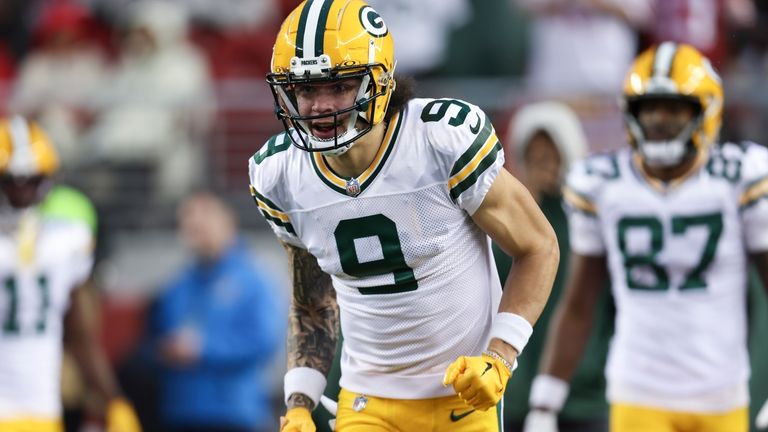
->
[564, 142, 768, 412]
[0, 209, 94, 419]
[249, 98, 504, 399]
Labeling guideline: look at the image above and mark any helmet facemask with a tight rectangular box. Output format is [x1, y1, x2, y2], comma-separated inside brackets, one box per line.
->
[267, 55, 392, 157]
[0, 175, 50, 209]
[625, 95, 703, 168]
[622, 42, 723, 170]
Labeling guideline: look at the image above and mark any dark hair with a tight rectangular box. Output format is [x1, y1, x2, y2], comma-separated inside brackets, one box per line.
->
[385, 75, 416, 121]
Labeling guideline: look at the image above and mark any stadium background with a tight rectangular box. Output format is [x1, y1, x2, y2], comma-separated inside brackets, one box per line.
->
[0, 0, 767, 430]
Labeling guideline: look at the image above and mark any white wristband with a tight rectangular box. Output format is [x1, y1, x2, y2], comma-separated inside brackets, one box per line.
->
[489, 312, 533, 355]
[284, 367, 327, 409]
[529, 374, 570, 411]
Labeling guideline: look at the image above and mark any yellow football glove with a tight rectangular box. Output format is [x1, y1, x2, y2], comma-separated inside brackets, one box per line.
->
[106, 398, 142, 432]
[280, 407, 316, 432]
[442, 352, 512, 411]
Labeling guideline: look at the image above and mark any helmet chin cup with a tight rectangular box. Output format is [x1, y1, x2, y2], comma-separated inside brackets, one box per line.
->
[308, 121, 360, 155]
[639, 140, 687, 168]
[321, 143, 353, 157]
[299, 105, 363, 154]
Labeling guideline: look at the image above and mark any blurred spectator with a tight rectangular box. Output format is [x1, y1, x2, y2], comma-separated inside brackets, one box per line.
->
[0, 42, 16, 82]
[9, 0, 110, 165]
[642, 0, 756, 69]
[508, 101, 587, 198]
[493, 101, 614, 432]
[0, 0, 40, 68]
[149, 192, 284, 432]
[438, 0, 529, 78]
[367, 0, 471, 78]
[184, 0, 281, 79]
[83, 0, 279, 30]
[173, 0, 278, 30]
[515, 0, 652, 96]
[82, 0, 281, 78]
[86, 0, 214, 202]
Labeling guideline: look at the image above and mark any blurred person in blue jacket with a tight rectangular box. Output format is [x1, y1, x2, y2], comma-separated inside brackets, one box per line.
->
[150, 192, 284, 432]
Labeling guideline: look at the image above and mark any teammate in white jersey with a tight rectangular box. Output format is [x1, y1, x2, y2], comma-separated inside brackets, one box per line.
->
[0, 116, 142, 432]
[523, 43, 768, 432]
[249, 1, 560, 431]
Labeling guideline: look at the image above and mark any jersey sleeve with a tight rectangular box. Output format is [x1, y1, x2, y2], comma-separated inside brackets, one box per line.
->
[423, 99, 505, 215]
[59, 221, 95, 288]
[248, 136, 306, 249]
[737, 142, 768, 252]
[563, 156, 607, 255]
[40, 186, 97, 286]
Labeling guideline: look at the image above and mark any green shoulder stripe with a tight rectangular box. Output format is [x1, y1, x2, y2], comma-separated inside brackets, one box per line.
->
[450, 114, 493, 177]
[250, 187, 296, 235]
[252, 133, 291, 165]
[449, 140, 501, 201]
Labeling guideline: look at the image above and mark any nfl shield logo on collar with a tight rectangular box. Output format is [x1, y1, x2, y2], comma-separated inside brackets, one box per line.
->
[352, 394, 368, 412]
[345, 177, 361, 197]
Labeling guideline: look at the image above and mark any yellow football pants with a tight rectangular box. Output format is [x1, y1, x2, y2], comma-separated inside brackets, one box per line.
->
[0, 418, 63, 432]
[336, 388, 501, 432]
[611, 403, 748, 432]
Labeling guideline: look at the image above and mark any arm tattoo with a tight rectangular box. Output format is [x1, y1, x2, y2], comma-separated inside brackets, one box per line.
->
[283, 242, 339, 377]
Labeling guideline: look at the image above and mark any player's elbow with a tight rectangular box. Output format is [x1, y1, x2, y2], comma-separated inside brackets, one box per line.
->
[540, 222, 560, 268]
[536, 224, 561, 295]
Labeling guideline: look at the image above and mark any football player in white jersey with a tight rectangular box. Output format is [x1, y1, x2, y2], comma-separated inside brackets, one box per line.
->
[0, 116, 142, 432]
[248, 1, 560, 431]
[523, 42, 768, 432]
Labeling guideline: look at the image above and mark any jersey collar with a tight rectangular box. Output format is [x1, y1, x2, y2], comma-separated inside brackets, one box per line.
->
[310, 109, 404, 197]
[631, 148, 709, 193]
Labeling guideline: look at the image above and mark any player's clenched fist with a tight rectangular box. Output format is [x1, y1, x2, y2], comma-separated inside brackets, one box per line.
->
[280, 407, 316, 432]
[442, 352, 512, 411]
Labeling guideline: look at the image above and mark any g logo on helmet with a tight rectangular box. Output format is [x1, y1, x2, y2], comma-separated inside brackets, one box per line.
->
[359, 6, 387, 37]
